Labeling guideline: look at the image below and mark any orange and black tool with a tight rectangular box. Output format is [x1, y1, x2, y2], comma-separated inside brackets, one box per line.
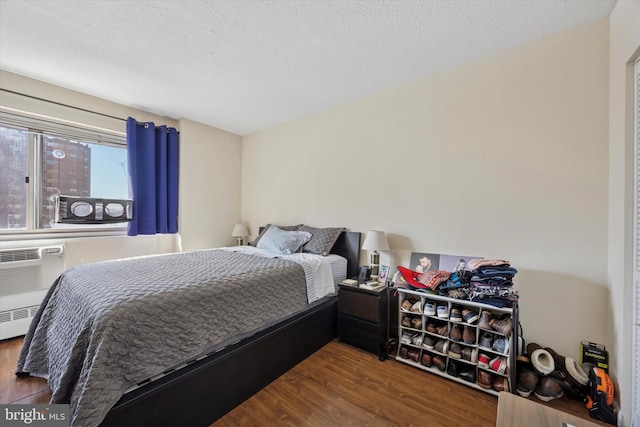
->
[585, 367, 616, 425]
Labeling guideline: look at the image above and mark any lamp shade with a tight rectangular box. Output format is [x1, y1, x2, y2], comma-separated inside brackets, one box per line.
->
[231, 224, 249, 237]
[361, 230, 390, 251]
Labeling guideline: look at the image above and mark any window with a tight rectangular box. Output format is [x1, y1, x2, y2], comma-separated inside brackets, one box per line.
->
[0, 114, 128, 232]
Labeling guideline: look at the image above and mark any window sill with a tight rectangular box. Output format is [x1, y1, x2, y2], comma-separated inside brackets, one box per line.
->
[0, 226, 128, 242]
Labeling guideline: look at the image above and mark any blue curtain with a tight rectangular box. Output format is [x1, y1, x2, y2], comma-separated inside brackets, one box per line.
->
[126, 117, 179, 236]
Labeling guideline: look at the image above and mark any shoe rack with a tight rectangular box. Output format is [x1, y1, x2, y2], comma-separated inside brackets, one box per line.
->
[395, 287, 518, 396]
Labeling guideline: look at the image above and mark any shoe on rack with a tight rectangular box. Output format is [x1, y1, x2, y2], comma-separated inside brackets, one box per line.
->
[489, 356, 507, 374]
[490, 316, 513, 336]
[450, 308, 463, 322]
[478, 310, 493, 330]
[401, 299, 413, 311]
[492, 336, 509, 354]
[478, 353, 491, 368]
[432, 355, 446, 371]
[434, 339, 449, 355]
[478, 370, 493, 389]
[436, 305, 449, 319]
[426, 321, 437, 334]
[449, 324, 463, 342]
[435, 323, 448, 336]
[448, 342, 463, 359]
[447, 359, 459, 377]
[400, 333, 413, 345]
[479, 332, 494, 349]
[410, 300, 422, 313]
[399, 347, 409, 359]
[422, 335, 436, 350]
[402, 316, 412, 328]
[421, 352, 433, 367]
[516, 370, 539, 397]
[462, 326, 476, 344]
[461, 347, 478, 363]
[407, 348, 420, 362]
[423, 300, 436, 316]
[459, 367, 476, 383]
[534, 377, 564, 402]
[492, 376, 510, 392]
[412, 334, 423, 347]
[411, 316, 423, 330]
[462, 308, 479, 324]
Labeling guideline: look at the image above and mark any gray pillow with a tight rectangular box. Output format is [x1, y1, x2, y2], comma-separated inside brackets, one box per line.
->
[256, 225, 312, 255]
[249, 224, 301, 247]
[299, 225, 344, 256]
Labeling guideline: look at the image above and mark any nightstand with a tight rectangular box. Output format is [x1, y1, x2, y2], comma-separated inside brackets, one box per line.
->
[337, 284, 396, 360]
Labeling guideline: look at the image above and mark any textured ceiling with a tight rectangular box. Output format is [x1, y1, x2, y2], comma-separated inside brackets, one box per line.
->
[0, 0, 616, 135]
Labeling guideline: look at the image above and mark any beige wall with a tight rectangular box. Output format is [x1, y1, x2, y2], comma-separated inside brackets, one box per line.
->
[243, 19, 610, 362]
[608, 0, 640, 424]
[178, 118, 242, 251]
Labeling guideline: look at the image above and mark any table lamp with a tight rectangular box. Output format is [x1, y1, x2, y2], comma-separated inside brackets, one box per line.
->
[361, 230, 390, 281]
[231, 224, 249, 245]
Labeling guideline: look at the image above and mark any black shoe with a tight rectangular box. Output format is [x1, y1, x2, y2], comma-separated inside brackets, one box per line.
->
[447, 360, 459, 377]
[459, 368, 476, 383]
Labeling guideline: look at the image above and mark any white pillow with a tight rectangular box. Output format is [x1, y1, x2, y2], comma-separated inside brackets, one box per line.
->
[256, 225, 312, 255]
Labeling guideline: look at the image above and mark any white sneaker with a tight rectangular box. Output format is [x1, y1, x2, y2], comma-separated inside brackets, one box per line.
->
[424, 301, 436, 316]
[437, 305, 449, 319]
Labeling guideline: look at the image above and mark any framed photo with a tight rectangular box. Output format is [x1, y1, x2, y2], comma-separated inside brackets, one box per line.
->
[378, 265, 390, 283]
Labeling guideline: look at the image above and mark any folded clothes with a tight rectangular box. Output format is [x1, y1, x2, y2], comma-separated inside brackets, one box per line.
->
[473, 266, 518, 277]
[467, 259, 510, 270]
[471, 278, 514, 288]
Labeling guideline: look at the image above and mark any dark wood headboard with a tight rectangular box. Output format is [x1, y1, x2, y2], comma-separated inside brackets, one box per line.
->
[257, 227, 360, 280]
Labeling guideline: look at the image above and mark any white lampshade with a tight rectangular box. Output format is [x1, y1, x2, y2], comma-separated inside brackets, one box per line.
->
[231, 224, 249, 237]
[361, 230, 390, 251]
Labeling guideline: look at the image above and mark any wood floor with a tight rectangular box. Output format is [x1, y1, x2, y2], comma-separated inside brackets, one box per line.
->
[1, 336, 598, 426]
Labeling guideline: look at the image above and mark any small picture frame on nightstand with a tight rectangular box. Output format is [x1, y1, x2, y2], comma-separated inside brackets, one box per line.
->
[378, 265, 389, 283]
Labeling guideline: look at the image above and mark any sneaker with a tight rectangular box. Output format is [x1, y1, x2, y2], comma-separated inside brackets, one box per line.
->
[517, 370, 539, 397]
[423, 300, 436, 316]
[407, 348, 420, 362]
[449, 324, 462, 342]
[450, 308, 463, 322]
[435, 323, 448, 336]
[479, 332, 494, 349]
[448, 342, 463, 359]
[534, 377, 564, 402]
[410, 300, 422, 313]
[400, 333, 413, 345]
[434, 339, 449, 355]
[401, 299, 412, 311]
[461, 347, 478, 363]
[462, 308, 479, 324]
[462, 326, 476, 344]
[490, 316, 513, 336]
[422, 335, 436, 350]
[492, 336, 509, 354]
[436, 305, 449, 319]
[478, 353, 491, 368]
[478, 310, 493, 329]
[478, 370, 493, 389]
[421, 352, 433, 367]
[412, 334, 423, 346]
[489, 356, 507, 374]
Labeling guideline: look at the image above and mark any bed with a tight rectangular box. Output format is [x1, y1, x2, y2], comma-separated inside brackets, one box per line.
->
[16, 227, 361, 427]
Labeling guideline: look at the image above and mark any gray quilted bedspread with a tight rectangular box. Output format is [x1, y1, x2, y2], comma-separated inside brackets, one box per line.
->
[16, 249, 308, 427]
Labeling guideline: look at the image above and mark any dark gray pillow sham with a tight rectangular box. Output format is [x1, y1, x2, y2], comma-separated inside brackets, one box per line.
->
[299, 225, 344, 256]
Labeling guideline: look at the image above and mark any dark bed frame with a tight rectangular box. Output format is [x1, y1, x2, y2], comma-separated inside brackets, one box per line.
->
[100, 230, 361, 427]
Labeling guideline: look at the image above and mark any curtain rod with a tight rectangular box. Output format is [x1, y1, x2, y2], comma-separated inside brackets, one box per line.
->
[0, 88, 127, 123]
